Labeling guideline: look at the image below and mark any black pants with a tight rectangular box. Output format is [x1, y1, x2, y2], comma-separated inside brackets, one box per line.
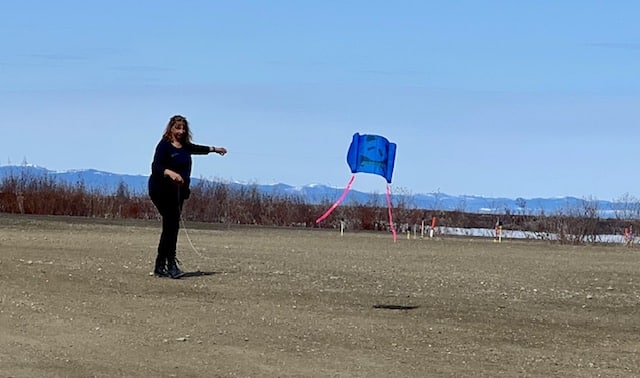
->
[150, 186, 184, 262]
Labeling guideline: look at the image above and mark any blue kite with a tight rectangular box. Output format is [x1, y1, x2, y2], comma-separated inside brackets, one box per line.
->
[347, 133, 397, 183]
[317, 133, 398, 241]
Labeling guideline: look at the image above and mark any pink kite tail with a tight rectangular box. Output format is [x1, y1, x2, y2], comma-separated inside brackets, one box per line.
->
[386, 183, 397, 242]
[316, 175, 355, 223]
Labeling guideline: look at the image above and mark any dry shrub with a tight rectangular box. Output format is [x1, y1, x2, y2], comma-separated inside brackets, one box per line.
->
[0, 174, 635, 244]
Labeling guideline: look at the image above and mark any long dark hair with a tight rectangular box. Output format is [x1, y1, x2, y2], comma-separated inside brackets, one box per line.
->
[162, 115, 193, 144]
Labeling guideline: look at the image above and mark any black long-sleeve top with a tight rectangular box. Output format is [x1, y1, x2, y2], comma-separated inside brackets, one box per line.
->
[148, 139, 210, 200]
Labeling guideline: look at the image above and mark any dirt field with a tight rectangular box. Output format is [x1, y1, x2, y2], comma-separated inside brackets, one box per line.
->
[0, 214, 638, 377]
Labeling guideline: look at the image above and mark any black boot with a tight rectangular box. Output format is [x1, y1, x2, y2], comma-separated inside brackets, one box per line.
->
[153, 256, 169, 277]
[166, 257, 185, 279]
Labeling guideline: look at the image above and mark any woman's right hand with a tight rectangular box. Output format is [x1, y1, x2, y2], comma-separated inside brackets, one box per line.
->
[164, 169, 184, 185]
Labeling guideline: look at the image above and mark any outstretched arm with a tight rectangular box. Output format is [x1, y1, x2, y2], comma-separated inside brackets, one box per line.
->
[188, 143, 227, 156]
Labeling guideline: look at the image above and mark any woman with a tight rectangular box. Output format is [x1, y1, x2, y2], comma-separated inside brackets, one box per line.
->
[148, 115, 227, 278]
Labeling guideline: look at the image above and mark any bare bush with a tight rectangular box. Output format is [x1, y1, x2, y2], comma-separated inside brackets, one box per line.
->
[535, 197, 601, 245]
[613, 193, 640, 220]
[0, 174, 635, 244]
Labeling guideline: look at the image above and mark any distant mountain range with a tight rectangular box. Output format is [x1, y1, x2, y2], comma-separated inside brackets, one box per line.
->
[0, 164, 627, 217]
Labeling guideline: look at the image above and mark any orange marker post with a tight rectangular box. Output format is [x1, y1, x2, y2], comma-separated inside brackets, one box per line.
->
[624, 226, 633, 247]
[430, 216, 437, 238]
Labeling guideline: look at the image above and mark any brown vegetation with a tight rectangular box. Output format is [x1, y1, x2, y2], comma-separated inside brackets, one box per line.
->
[0, 174, 636, 245]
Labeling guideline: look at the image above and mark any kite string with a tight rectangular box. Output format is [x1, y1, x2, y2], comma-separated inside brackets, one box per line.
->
[315, 175, 355, 223]
[386, 183, 397, 242]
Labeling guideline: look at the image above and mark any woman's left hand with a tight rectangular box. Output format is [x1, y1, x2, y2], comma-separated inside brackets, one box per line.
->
[212, 146, 227, 156]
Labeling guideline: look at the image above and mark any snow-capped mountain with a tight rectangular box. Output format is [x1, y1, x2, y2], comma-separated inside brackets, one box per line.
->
[0, 165, 622, 216]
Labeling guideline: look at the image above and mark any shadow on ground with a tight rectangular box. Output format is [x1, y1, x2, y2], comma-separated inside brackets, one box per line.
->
[181, 271, 218, 278]
[372, 304, 420, 311]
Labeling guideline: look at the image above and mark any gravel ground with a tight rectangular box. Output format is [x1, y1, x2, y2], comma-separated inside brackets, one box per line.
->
[0, 214, 639, 377]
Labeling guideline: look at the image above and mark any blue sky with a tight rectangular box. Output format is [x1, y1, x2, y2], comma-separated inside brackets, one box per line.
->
[1, 1, 639, 200]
